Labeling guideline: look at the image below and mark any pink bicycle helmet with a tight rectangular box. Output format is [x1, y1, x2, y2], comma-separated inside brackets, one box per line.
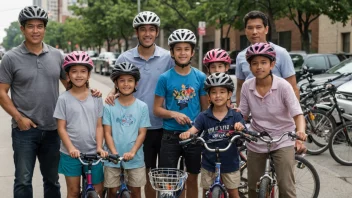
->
[63, 51, 94, 72]
[203, 48, 231, 66]
[246, 43, 276, 62]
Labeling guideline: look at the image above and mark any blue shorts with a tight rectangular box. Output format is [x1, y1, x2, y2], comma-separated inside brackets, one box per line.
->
[58, 152, 104, 184]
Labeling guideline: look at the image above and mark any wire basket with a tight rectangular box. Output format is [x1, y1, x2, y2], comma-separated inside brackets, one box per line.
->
[149, 168, 188, 192]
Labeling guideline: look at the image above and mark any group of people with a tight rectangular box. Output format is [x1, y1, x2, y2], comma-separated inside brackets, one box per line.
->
[0, 5, 308, 198]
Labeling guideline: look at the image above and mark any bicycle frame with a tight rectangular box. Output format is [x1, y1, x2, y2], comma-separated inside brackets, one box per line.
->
[79, 154, 103, 198]
[117, 160, 130, 197]
[206, 154, 229, 197]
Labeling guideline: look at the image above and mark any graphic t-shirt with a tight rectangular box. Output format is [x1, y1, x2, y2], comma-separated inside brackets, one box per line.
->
[155, 67, 207, 131]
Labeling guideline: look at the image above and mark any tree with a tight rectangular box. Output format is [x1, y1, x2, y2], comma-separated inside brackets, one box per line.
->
[44, 21, 66, 49]
[286, 0, 352, 53]
[2, 22, 22, 50]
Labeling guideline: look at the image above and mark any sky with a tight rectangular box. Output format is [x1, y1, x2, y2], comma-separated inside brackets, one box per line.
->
[0, 0, 32, 44]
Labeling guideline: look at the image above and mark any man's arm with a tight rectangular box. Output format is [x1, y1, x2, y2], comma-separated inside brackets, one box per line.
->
[285, 75, 300, 100]
[124, 127, 147, 161]
[200, 95, 209, 111]
[236, 79, 245, 106]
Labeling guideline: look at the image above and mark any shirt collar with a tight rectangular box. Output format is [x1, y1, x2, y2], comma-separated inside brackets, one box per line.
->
[19, 41, 49, 54]
[248, 74, 279, 91]
[132, 44, 161, 58]
[204, 107, 234, 120]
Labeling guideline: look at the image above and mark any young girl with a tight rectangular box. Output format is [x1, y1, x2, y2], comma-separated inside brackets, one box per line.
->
[53, 51, 108, 198]
[179, 73, 245, 198]
[238, 43, 306, 198]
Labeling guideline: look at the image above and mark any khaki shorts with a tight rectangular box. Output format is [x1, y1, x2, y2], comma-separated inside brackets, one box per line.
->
[104, 166, 146, 188]
[200, 168, 240, 190]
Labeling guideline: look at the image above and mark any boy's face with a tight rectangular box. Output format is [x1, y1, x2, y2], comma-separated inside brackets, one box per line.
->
[208, 62, 229, 74]
[209, 87, 231, 107]
[67, 65, 90, 88]
[249, 56, 275, 79]
[136, 24, 158, 47]
[245, 18, 268, 44]
[115, 74, 137, 95]
[171, 43, 195, 65]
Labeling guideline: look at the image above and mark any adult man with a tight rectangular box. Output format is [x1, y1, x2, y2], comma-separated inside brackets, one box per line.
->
[0, 6, 64, 198]
[105, 11, 174, 198]
[235, 10, 299, 106]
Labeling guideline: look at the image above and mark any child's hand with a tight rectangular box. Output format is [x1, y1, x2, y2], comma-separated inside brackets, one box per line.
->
[69, 148, 80, 158]
[234, 122, 245, 131]
[123, 152, 135, 161]
[91, 88, 102, 98]
[97, 148, 109, 158]
[105, 93, 119, 105]
[179, 132, 191, 140]
[172, 112, 191, 125]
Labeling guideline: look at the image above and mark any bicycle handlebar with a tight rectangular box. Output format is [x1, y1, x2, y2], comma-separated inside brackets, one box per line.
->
[252, 131, 301, 144]
[78, 153, 125, 166]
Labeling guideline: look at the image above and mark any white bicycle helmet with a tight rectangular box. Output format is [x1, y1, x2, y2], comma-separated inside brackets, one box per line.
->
[168, 29, 197, 46]
[133, 11, 160, 28]
[18, 6, 48, 25]
[204, 73, 234, 92]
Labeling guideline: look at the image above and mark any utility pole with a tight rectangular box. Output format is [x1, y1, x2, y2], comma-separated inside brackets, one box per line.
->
[138, 0, 140, 13]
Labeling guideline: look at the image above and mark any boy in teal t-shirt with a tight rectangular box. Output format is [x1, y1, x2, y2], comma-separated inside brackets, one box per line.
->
[154, 29, 208, 198]
[103, 62, 151, 198]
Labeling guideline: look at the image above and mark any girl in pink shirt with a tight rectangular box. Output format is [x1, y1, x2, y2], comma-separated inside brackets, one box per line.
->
[238, 43, 306, 198]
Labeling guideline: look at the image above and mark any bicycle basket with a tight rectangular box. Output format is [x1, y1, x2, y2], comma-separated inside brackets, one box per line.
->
[149, 168, 188, 192]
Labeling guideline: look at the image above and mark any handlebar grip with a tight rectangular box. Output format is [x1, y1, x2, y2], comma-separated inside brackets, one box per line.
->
[179, 134, 197, 146]
[243, 130, 261, 137]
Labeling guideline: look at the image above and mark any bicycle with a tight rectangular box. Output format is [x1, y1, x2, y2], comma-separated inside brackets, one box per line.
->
[243, 131, 320, 198]
[102, 155, 130, 198]
[179, 130, 259, 198]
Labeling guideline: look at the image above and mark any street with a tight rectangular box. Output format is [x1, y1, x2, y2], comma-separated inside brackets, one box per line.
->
[0, 73, 352, 197]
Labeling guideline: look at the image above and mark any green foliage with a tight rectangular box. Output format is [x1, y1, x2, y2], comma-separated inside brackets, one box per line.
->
[2, 22, 22, 50]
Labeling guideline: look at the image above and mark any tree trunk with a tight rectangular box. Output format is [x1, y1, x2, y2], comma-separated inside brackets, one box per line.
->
[106, 38, 111, 52]
[267, 11, 278, 44]
[301, 23, 311, 53]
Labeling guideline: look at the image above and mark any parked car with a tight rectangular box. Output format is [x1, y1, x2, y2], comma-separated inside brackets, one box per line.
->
[336, 80, 352, 119]
[87, 50, 99, 67]
[297, 58, 352, 90]
[94, 52, 120, 76]
[290, 52, 345, 81]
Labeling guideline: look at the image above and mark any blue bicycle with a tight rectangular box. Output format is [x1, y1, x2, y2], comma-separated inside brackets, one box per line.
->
[179, 130, 258, 198]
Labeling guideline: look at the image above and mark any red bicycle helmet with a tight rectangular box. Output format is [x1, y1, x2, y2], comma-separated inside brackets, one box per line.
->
[246, 43, 276, 62]
[203, 48, 231, 66]
[63, 51, 94, 72]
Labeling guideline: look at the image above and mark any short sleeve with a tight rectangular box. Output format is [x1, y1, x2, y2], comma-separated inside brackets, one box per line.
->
[155, 75, 166, 97]
[139, 104, 151, 128]
[278, 49, 295, 79]
[282, 84, 303, 117]
[102, 105, 112, 126]
[53, 96, 66, 120]
[194, 113, 205, 132]
[199, 73, 207, 96]
[235, 52, 246, 80]
[0, 54, 13, 84]
[238, 83, 250, 117]
[116, 54, 127, 64]
[97, 98, 104, 117]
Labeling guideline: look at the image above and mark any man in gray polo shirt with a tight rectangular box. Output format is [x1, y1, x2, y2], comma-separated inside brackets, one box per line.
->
[105, 11, 173, 197]
[0, 6, 65, 198]
[235, 10, 299, 106]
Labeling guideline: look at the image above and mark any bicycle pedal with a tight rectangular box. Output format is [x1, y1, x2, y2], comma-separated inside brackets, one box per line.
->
[297, 162, 306, 169]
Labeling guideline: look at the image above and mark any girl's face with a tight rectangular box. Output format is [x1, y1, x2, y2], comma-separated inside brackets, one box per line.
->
[171, 43, 195, 66]
[208, 62, 229, 74]
[67, 65, 90, 88]
[209, 87, 231, 107]
[115, 74, 137, 95]
[249, 56, 275, 79]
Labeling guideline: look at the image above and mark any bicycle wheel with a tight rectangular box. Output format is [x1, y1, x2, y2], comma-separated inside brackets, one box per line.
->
[86, 190, 100, 198]
[119, 190, 131, 198]
[210, 186, 227, 198]
[294, 155, 320, 198]
[305, 109, 335, 155]
[239, 162, 248, 198]
[329, 122, 352, 166]
[258, 177, 271, 198]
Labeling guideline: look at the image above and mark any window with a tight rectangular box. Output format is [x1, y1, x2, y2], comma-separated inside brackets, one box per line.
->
[305, 56, 327, 70]
[240, 35, 249, 50]
[328, 55, 340, 67]
[342, 32, 350, 53]
[221, 38, 230, 51]
[278, 31, 291, 51]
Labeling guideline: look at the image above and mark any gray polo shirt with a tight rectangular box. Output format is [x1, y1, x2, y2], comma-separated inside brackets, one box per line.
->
[116, 45, 174, 129]
[0, 42, 65, 130]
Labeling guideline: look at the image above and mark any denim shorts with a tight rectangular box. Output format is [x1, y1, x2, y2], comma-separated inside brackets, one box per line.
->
[58, 152, 104, 184]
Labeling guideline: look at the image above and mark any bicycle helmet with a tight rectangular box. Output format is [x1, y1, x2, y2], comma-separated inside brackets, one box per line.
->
[63, 51, 93, 72]
[110, 62, 140, 82]
[203, 49, 231, 66]
[133, 11, 160, 28]
[204, 73, 234, 92]
[168, 29, 197, 46]
[18, 6, 48, 26]
[245, 42, 276, 63]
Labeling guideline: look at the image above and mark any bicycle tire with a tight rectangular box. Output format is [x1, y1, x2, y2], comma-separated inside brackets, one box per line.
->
[210, 186, 227, 198]
[239, 163, 248, 198]
[258, 177, 271, 198]
[305, 109, 335, 155]
[119, 190, 131, 198]
[86, 190, 100, 198]
[329, 122, 352, 166]
[295, 155, 320, 198]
